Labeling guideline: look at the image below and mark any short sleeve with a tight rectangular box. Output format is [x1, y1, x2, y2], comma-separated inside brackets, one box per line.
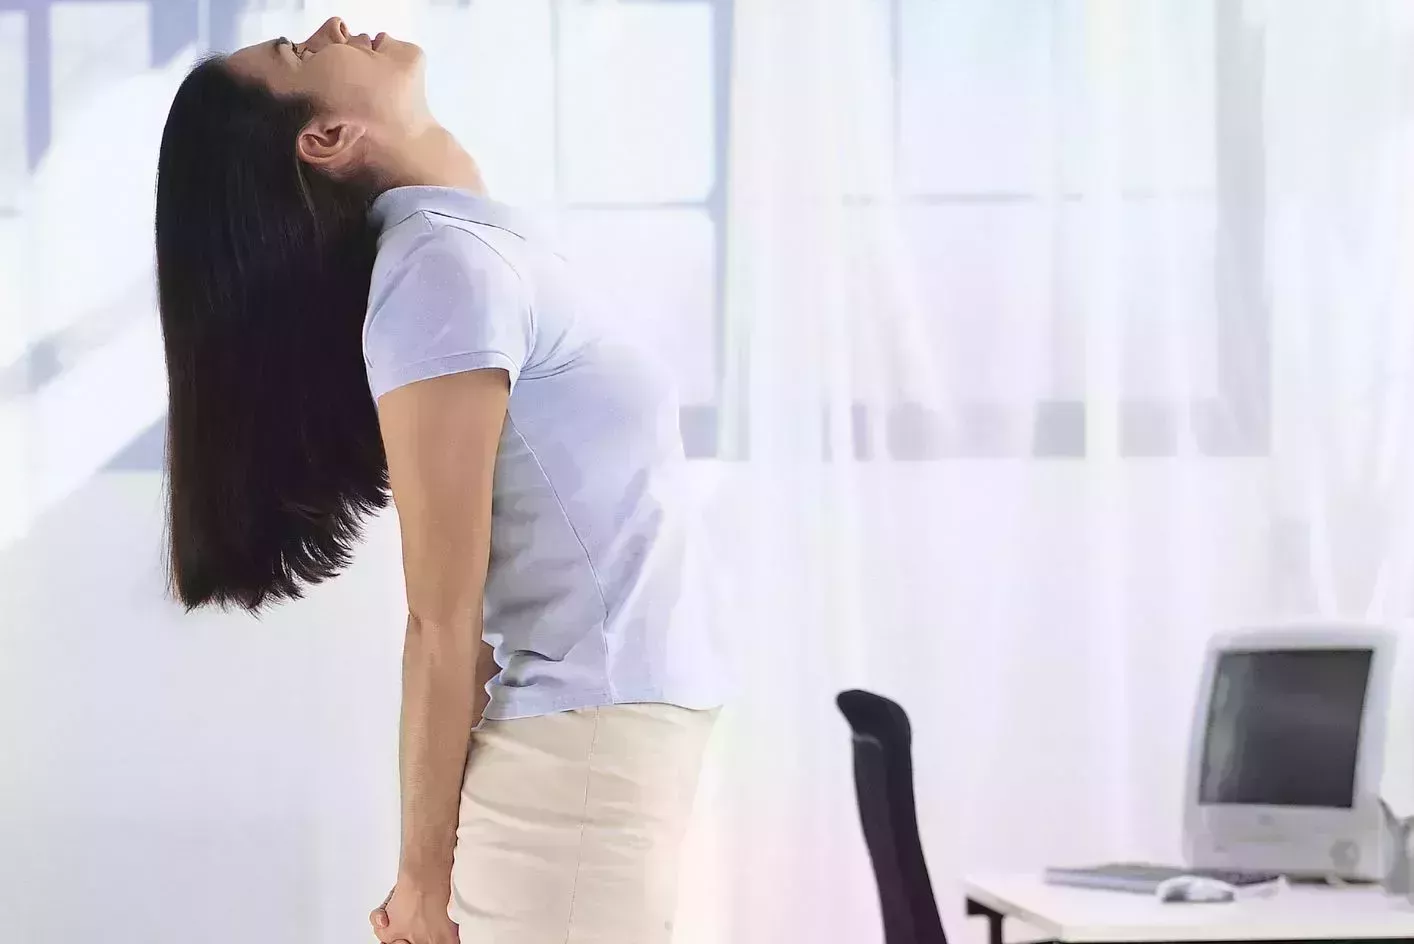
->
[364, 225, 533, 400]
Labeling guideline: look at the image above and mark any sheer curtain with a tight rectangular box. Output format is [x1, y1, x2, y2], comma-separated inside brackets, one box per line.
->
[697, 0, 1414, 940]
[1263, 0, 1414, 617]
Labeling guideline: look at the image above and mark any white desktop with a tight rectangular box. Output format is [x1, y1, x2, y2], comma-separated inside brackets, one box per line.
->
[1046, 621, 1412, 895]
[969, 622, 1414, 941]
[1183, 623, 1402, 882]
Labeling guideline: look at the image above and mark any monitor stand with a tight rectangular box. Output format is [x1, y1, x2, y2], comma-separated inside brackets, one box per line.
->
[1382, 800, 1414, 897]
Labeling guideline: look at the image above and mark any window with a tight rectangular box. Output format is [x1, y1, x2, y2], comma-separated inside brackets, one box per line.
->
[845, 0, 1267, 459]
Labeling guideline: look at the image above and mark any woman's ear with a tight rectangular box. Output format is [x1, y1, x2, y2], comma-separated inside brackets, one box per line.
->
[296, 117, 367, 172]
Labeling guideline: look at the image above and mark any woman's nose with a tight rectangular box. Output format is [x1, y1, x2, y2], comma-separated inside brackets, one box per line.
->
[303, 16, 349, 52]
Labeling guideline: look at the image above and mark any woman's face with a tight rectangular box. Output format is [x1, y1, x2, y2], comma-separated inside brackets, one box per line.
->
[227, 17, 428, 153]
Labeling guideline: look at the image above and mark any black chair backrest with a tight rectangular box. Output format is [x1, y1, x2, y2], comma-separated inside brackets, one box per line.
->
[837, 690, 947, 944]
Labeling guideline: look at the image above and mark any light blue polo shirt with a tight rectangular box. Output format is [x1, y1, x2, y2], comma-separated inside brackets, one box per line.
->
[364, 186, 726, 721]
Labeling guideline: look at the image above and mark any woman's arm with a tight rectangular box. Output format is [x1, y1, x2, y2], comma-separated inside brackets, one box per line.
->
[375, 367, 510, 936]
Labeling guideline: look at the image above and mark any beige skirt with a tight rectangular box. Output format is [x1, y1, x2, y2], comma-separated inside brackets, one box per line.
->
[449, 703, 718, 944]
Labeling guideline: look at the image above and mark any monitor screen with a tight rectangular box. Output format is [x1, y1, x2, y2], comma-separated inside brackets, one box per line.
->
[1200, 648, 1373, 809]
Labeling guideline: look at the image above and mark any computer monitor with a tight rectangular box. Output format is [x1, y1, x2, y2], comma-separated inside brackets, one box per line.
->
[1183, 624, 1397, 880]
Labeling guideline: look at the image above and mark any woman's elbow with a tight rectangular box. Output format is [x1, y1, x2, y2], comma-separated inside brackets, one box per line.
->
[404, 607, 480, 658]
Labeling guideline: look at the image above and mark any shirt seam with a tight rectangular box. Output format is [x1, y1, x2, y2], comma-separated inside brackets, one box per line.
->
[432, 218, 540, 351]
[361, 213, 438, 365]
[375, 349, 516, 375]
[370, 350, 519, 401]
[421, 208, 529, 245]
[375, 206, 433, 234]
[504, 414, 615, 698]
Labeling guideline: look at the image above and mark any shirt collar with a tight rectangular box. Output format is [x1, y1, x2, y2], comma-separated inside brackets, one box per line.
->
[368, 186, 547, 243]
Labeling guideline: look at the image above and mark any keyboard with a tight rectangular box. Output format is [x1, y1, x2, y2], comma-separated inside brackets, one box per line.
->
[1044, 863, 1286, 894]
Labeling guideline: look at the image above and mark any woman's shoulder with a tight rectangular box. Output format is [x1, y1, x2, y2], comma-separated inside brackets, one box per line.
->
[372, 213, 526, 293]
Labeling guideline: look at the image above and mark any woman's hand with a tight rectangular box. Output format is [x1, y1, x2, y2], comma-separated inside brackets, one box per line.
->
[370, 883, 459, 944]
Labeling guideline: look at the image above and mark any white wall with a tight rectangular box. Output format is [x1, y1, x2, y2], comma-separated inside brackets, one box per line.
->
[1, 472, 405, 942]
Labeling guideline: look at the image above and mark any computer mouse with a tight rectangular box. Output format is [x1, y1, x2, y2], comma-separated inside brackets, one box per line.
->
[1156, 876, 1237, 904]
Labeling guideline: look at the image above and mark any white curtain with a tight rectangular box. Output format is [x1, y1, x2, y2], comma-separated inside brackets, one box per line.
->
[1263, 0, 1414, 617]
[689, 1, 1414, 940]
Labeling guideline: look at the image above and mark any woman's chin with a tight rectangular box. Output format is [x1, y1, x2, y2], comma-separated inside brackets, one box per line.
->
[378, 35, 425, 62]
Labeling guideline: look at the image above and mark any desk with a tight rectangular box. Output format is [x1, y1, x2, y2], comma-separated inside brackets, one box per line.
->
[965, 874, 1414, 943]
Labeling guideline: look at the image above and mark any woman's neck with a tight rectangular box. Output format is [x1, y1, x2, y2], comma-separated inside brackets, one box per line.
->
[383, 122, 486, 195]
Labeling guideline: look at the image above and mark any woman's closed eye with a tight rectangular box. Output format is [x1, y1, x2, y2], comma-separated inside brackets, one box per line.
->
[276, 37, 306, 60]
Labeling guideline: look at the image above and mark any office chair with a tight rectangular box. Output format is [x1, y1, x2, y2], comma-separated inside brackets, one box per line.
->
[837, 690, 948, 944]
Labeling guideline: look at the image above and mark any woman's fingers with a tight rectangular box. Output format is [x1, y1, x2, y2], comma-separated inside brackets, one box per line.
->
[369, 908, 401, 944]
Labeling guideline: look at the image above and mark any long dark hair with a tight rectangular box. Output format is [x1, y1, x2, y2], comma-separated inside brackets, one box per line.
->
[155, 57, 388, 612]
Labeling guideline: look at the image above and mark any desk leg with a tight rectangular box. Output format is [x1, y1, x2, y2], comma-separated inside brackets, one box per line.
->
[964, 897, 1005, 944]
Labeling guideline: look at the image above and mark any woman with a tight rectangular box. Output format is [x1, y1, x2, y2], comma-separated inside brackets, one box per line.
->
[155, 17, 725, 944]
